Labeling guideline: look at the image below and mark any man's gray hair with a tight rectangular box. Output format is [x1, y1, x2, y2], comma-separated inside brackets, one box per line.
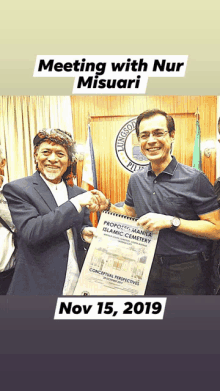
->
[0, 145, 6, 163]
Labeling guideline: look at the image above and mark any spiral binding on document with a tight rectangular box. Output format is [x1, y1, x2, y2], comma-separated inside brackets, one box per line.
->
[102, 210, 138, 221]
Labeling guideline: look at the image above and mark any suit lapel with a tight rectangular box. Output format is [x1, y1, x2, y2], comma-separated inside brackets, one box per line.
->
[32, 171, 58, 211]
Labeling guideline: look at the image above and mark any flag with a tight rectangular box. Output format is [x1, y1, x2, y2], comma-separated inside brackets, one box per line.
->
[192, 119, 202, 171]
[82, 124, 97, 190]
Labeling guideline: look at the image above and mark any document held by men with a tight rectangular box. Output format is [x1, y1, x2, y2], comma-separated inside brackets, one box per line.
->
[74, 211, 158, 295]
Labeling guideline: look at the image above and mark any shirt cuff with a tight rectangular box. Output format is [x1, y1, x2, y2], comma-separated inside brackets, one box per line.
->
[70, 196, 82, 213]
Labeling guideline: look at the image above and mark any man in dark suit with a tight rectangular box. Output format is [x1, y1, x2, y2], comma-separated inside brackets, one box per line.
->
[3, 129, 98, 295]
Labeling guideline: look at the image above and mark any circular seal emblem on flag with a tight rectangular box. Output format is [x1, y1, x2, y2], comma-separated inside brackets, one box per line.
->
[115, 117, 149, 173]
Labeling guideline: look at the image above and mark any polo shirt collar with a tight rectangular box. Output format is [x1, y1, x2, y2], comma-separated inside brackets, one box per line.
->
[147, 156, 178, 176]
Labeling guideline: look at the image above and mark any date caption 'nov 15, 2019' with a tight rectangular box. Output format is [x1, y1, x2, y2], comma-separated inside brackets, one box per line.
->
[54, 297, 167, 320]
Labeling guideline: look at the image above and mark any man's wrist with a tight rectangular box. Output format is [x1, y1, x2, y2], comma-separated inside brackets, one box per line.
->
[170, 216, 181, 230]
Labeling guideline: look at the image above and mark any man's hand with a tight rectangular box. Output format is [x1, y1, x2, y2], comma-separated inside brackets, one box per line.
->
[77, 191, 99, 212]
[91, 190, 109, 212]
[137, 213, 172, 232]
[82, 227, 97, 243]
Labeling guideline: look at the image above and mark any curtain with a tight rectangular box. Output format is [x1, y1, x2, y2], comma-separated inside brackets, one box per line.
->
[0, 96, 73, 182]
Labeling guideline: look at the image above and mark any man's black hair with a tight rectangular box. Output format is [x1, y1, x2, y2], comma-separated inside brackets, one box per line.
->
[135, 109, 175, 138]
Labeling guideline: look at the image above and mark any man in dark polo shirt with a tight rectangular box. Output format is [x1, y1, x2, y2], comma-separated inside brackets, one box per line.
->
[211, 177, 220, 294]
[93, 109, 220, 295]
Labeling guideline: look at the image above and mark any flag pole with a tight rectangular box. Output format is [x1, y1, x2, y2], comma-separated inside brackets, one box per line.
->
[82, 114, 99, 225]
[192, 108, 202, 171]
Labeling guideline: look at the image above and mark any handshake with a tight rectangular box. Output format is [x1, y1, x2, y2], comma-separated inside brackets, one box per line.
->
[78, 189, 110, 213]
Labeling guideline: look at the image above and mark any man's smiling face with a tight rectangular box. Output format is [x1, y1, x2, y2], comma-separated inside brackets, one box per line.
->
[34, 141, 69, 184]
[138, 114, 175, 166]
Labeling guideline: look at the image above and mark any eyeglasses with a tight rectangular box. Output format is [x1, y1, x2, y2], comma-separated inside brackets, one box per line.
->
[139, 131, 169, 141]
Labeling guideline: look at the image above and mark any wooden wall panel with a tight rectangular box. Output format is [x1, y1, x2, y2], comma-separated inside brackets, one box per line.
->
[91, 116, 131, 204]
[71, 96, 217, 225]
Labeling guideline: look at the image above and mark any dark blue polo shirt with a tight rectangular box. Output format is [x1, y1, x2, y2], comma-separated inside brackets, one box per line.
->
[125, 156, 219, 255]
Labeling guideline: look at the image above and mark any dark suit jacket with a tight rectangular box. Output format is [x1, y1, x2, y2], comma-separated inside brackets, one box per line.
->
[3, 171, 92, 295]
